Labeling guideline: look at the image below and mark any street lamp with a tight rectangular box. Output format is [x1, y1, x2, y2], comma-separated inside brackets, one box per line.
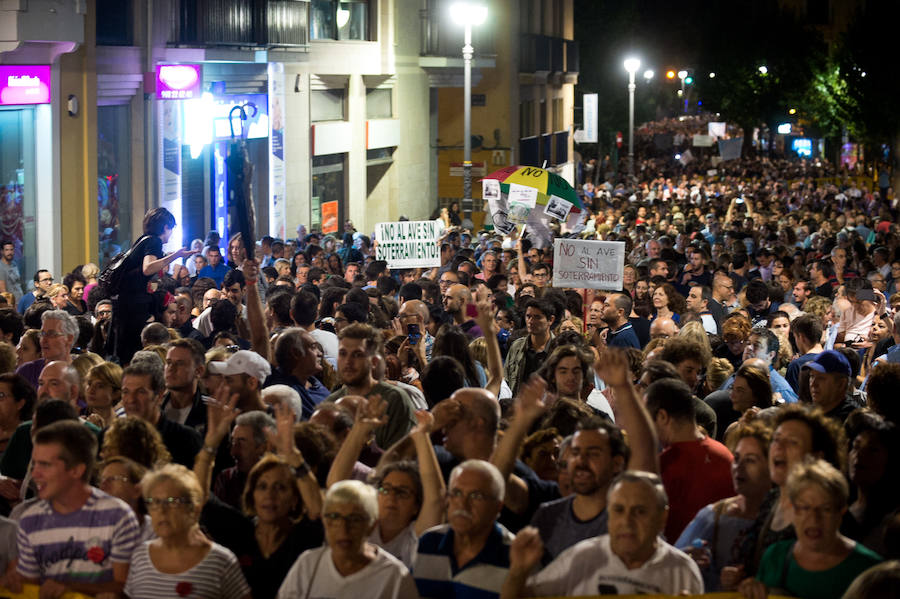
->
[450, 2, 488, 222]
[643, 69, 654, 81]
[677, 70, 688, 113]
[624, 57, 640, 178]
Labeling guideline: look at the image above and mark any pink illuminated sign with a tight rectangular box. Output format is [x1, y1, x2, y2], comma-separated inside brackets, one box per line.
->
[156, 64, 203, 100]
[0, 65, 51, 105]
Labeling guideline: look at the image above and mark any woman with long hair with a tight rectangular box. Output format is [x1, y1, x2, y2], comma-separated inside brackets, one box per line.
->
[652, 283, 686, 323]
[432, 325, 486, 388]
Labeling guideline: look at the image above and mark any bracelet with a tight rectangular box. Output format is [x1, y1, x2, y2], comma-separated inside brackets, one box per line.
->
[291, 462, 311, 478]
[202, 445, 217, 455]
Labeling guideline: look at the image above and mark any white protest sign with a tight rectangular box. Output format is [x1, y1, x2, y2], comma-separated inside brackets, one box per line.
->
[708, 122, 726, 138]
[508, 183, 537, 224]
[552, 238, 625, 290]
[482, 179, 500, 201]
[375, 221, 441, 268]
[544, 196, 573, 221]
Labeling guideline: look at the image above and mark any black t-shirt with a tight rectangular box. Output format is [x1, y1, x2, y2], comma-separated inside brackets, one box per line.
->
[236, 519, 325, 599]
[119, 235, 162, 299]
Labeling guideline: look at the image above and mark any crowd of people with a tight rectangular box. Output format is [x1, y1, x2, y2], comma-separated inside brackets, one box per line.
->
[0, 131, 897, 598]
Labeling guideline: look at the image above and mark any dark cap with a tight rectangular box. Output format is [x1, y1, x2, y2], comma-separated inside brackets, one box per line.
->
[802, 350, 851, 377]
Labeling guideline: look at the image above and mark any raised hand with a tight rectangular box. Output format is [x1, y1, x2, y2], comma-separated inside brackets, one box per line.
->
[353, 394, 388, 435]
[594, 347, 632, 389]
[205, 393, 240, 449]
[269, 400, 299, 458]
[474, 297, 496, 336]
[410, 409, 435, 437]
[509, 526, 544, 573]
[241, 258, 260, 281]
[514, 375, 550, 426]
[430, 397, 463, 431]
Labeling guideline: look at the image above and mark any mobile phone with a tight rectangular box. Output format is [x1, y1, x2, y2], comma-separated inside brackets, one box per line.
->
[466, 303, 479, 319]
[407, 323, 421, 345]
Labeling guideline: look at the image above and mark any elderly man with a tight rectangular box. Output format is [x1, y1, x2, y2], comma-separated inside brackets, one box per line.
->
[121, 360, 202, 466]
[413, 460, 513, 599]
[264, 328, 324, 420]
[17, 310, 77, 389]
[36, 361, 80, 406]
[503, 471, 702, 597]
[804, 350, 857, 423]
[649, 316, 679, 341]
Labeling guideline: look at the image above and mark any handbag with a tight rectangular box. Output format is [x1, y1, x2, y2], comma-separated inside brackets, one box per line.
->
[98, 235, 149, 296]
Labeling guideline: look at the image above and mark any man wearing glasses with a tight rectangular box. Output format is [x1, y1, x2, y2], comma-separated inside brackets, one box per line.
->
[17, 269, 53, 314]
[11, 420, 140, 598]
[16, 310, 77, 390]
[413, 459, 513, 599]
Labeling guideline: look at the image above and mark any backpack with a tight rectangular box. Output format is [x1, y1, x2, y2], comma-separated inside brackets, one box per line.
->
[97, 236, 149, 296]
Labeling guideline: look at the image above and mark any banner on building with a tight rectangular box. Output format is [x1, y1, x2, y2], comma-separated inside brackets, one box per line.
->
[158, 100, 183, 253]
[552, 238, 625, 290]
[582, 93, 598, 143]
[374, 221, 442, 268]
[321, 201, 339, 234]
[268, 62, 287, 240]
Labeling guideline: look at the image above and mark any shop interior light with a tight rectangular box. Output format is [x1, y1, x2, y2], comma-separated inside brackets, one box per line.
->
[184, 92, 215, 159]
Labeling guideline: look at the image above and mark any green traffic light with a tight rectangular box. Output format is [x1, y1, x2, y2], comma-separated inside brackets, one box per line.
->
[684, 76, 693, 85]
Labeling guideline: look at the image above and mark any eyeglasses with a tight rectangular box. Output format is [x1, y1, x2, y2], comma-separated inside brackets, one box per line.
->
[377, 484, 415, 500]
[446, 488, 495, 503]
[39, 331, 66, 339]
[39, 278, 53, 284]
[323, 512, 369, 527]
[144, 496, 193, 510]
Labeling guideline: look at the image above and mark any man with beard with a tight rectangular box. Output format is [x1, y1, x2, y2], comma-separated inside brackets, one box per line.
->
[528, 419, 629, 563]
[326, 323, 416, 449]
[601, 293, 640, 349]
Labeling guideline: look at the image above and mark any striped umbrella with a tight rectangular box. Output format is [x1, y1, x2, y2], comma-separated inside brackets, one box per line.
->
[482, 165, 583, 214]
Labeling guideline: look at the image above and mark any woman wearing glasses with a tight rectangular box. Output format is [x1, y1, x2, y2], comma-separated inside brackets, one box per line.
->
[327, 397, 445, 569]
[277, 480, 418, 599]
[123, 463, 251, 599]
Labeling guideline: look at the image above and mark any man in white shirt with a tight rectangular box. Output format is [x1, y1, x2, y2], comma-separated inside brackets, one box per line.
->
[501, 471, 702, 597]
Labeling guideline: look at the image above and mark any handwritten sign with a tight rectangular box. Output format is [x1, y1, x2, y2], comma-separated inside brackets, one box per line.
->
[375, 221, 441, 269]
[552, 238, 625, 290]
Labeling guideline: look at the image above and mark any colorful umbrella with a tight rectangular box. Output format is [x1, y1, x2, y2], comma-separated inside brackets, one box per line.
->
[482, 165, 583, 213]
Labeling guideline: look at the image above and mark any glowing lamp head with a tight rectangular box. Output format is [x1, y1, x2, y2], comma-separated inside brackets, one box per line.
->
[450, 2, 488, 26]
[624, 58, 641, 74]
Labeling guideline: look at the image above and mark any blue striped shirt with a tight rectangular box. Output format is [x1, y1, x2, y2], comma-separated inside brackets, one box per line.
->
[413, 523, 513, 599]
[16, 487, 140, 584]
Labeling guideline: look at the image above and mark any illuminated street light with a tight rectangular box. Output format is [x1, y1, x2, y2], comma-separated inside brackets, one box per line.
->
[624, 58, 640, 177]
[449, 2, 488, 221]
[677, 70, 687, 80]
[789, 108, 797, 115]
[643, 69, 654, 81]
[709, 72, 716, 78]
[758, 65, 768, 74]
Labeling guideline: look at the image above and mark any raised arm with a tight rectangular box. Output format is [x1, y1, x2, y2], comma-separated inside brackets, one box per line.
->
[490, 375, 549, 514]
[143, 247, 196, 276]
[594, 348, 659, 474]
[270, 401, 324, 519]
[194, 391, 240, 504]
[242, 258, 270, 361]
[326, 395, 387, 488]
[475, 297, 504, 397]
[411, 410, 446, 535]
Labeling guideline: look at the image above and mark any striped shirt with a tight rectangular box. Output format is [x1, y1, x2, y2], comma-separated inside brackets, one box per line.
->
[413, 523, 514, 599]
[16, 487, 140, 584]
[124, 541, 250, 599]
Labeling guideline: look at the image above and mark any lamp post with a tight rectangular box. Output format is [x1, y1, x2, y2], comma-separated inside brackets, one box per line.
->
[624, 57, 640, 178]
[451, 2, 488, 222]
[677, 70, 688, 113]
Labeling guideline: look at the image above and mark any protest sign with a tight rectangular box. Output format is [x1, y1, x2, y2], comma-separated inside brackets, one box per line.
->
[708, 121, 726, 138]
[374, 221, 441, 268]
[552, 238, 625, 290]
[718, 137, 743, 161]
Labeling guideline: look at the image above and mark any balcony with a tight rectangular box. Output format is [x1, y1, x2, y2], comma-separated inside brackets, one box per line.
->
[169, 0, 309, 48]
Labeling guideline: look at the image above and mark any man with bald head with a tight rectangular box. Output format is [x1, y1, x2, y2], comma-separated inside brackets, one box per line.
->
[398, 299, 434, 361]
[442, 283, 482, 339]
[650, 317, 679, 341]
[37, 361, 80, 406]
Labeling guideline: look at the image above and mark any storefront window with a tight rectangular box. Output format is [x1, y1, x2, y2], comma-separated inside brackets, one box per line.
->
[0, 107, 36, 285]
[97, 105, 132, 266]
[311, 154, 345, 233]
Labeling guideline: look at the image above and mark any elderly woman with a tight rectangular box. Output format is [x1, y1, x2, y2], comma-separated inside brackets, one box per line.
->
[677, 422, 773, 591]
[327, 397, 444, 569]
[277, 480, 418, 599]
[739, 459, 882, 599]
[124, 464, 251, 599]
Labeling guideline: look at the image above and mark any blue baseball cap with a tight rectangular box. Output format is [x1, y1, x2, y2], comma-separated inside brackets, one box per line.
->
[802, 350, 851, 377]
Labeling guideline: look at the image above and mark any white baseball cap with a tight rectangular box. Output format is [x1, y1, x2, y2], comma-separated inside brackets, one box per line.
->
[208, 350, 272, 382]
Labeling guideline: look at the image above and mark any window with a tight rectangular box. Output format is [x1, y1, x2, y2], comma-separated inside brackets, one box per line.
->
[97, 106, 132, 266]
[366, 88, 392, 119]
[311, 0, 370, 41]
[311, 88, 346, 121]
[312, 154, 346, 231]
[96, 0, 133, 45]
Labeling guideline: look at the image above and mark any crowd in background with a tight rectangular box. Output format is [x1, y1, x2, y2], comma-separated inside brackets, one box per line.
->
[0, 117, 896, 598]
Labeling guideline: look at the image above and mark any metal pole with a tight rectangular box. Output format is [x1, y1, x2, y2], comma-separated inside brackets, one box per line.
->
[627, 70, 635, 178]
[463, 23, 473, 219]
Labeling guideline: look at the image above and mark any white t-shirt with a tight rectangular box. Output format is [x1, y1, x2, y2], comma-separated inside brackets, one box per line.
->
[369, 522, 419, 570]
[526, 534, 703, 597]
[276, 545, 419, 599]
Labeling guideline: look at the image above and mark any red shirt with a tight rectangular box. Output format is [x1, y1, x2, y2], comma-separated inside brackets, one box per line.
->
[660, 436, 735, 542]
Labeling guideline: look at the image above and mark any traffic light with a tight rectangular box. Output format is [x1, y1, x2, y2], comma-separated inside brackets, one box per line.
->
[666, 70, 676, 79]
[684, 76, 693, 85]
